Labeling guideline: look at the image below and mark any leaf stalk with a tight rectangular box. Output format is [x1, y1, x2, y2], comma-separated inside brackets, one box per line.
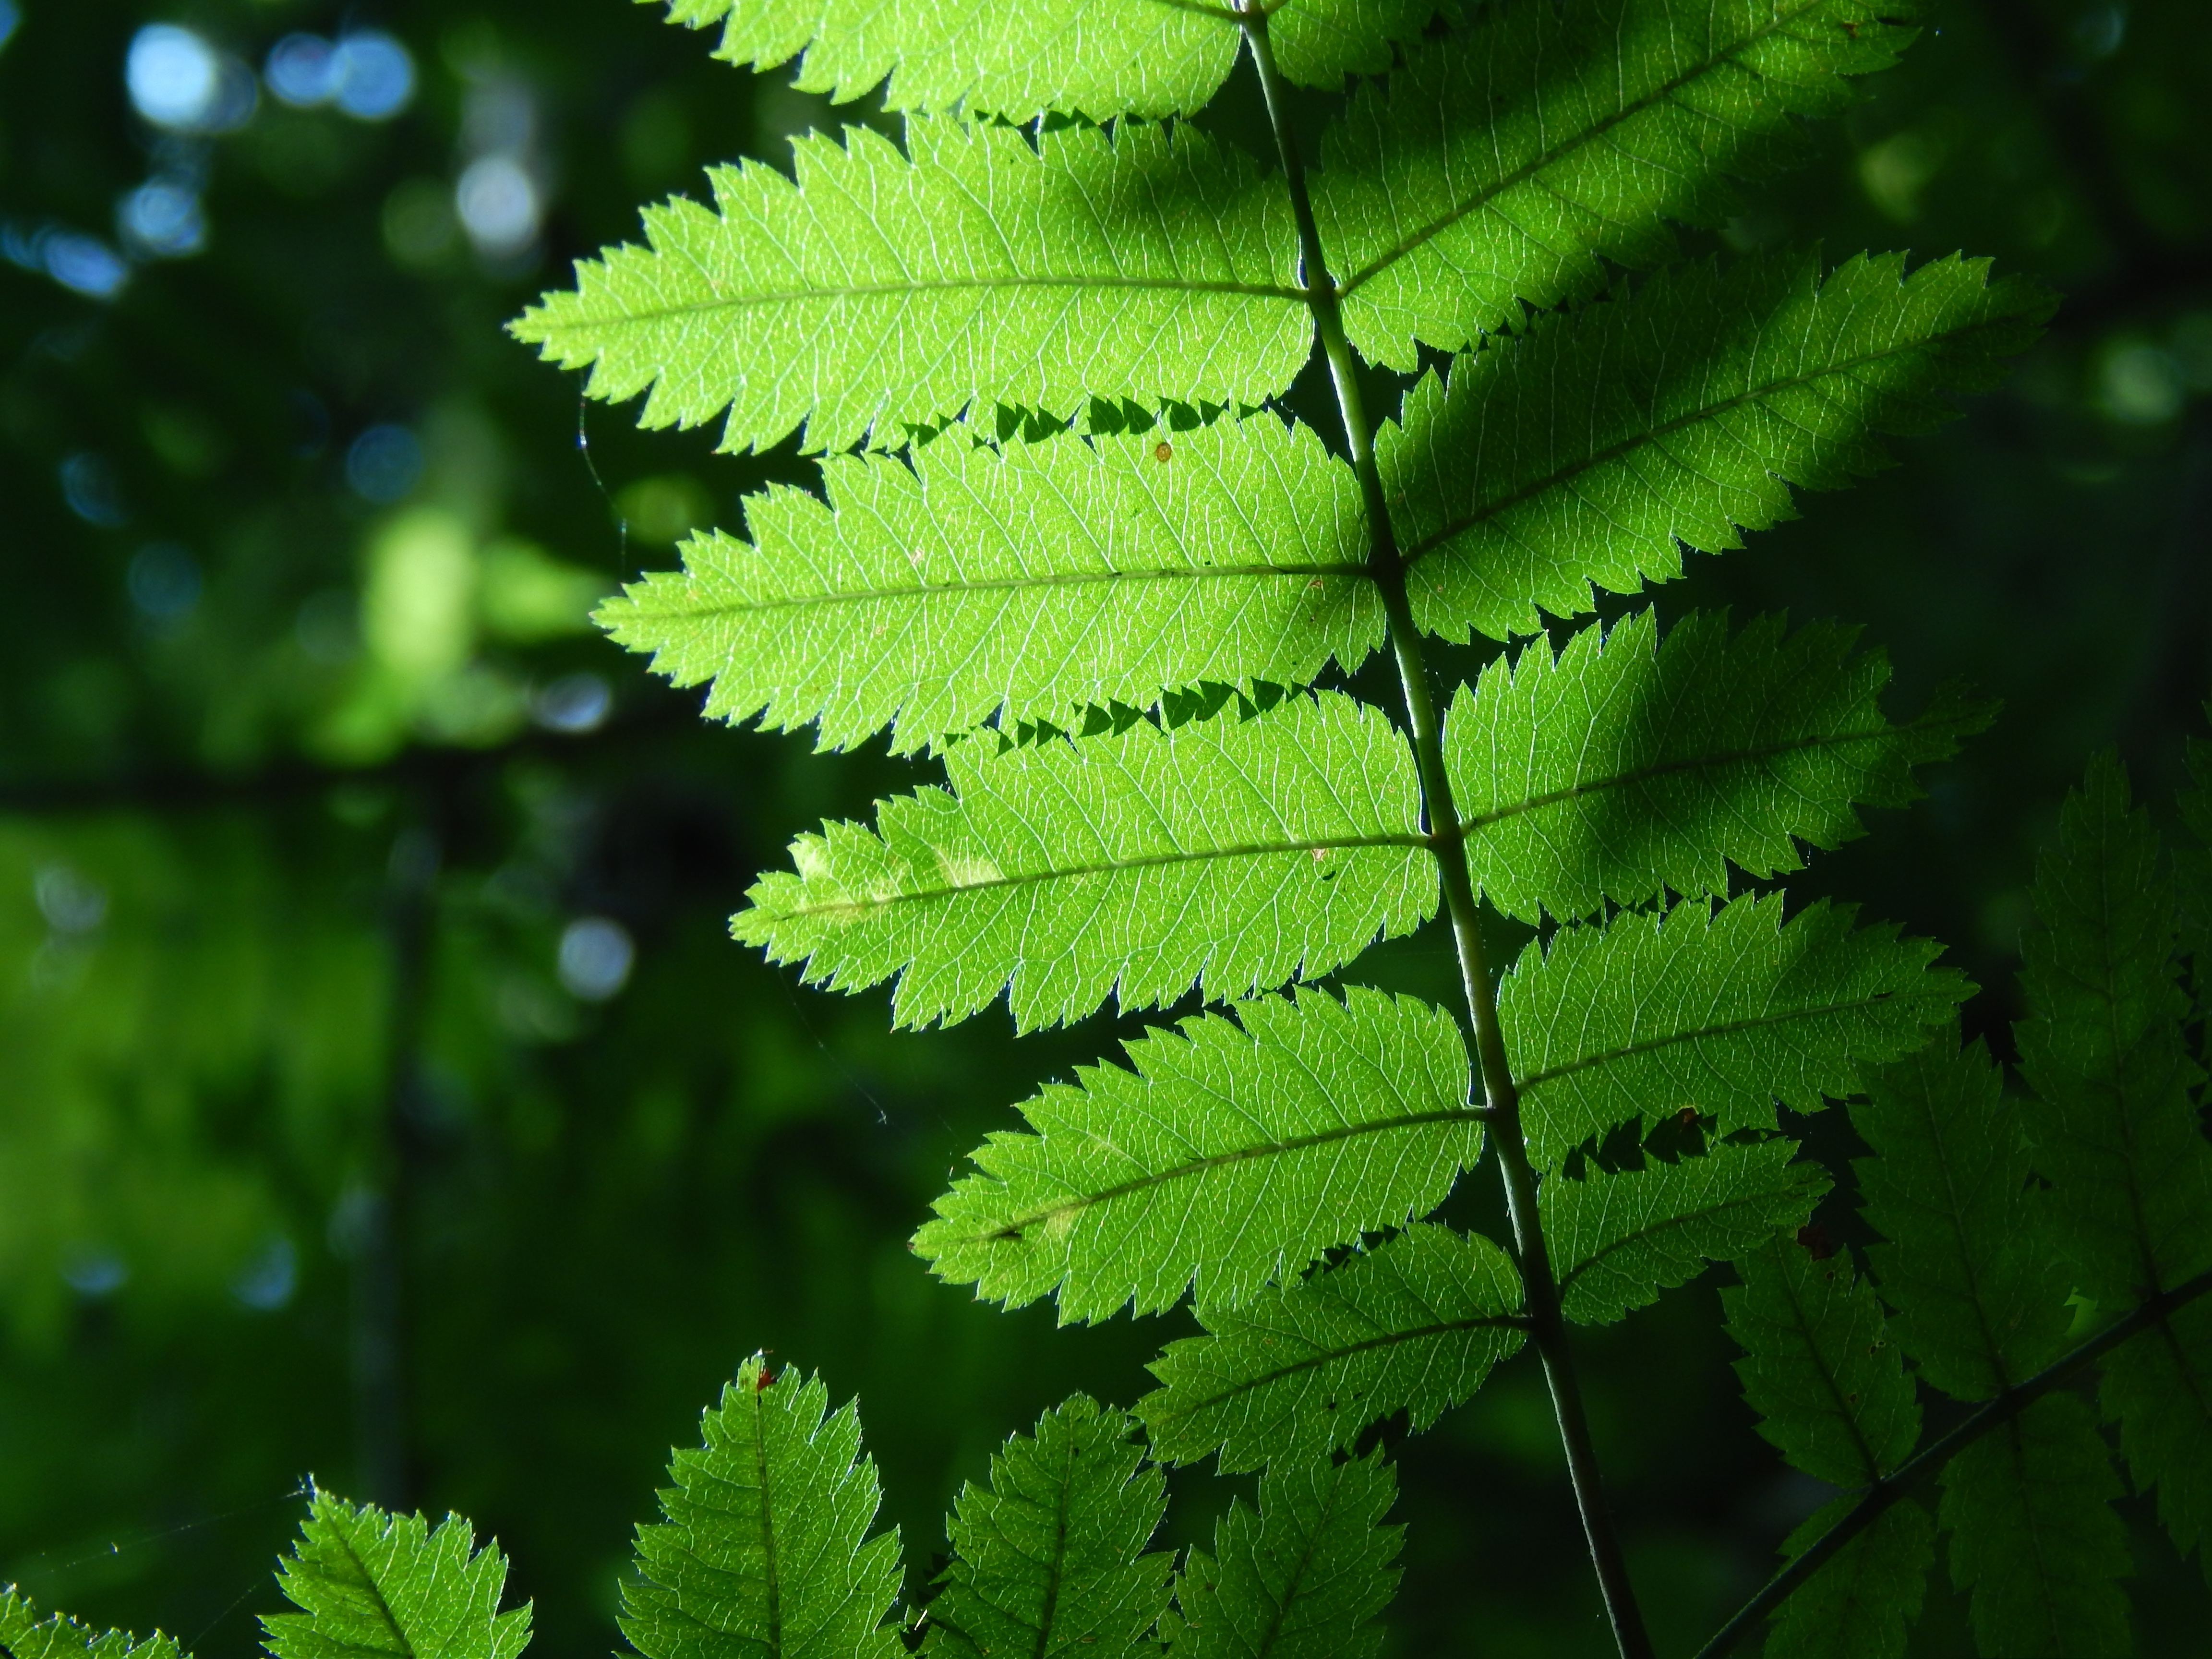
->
[1236, 12, 1655, 1659]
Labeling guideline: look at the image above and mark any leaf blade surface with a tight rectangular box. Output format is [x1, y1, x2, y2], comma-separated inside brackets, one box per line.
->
[1551, 1141, 1827, 1325]
[737, 693, 1433, 1029]
[263, 1491, 532, 1659]
[1169, 1453, 1402, 1659]
[1138, 1225, 1525, 1471]
[621, 1359, 902, 1659]
[916, 988, 1479, 1322]
[923, 1395, 1171, 1659]
[603, 421, 1377, 754]
[1383, 253, 2051, 640]
[1444, 610, 1989, 922]
[1725, 1237, 1918, 1489]
[1500, 895, 1966, 1167]
[660, 0, 1439, 116]
[1321, 0, 1919, 366]
[511, 121, 1304, 455]
[1938, 1394, 2130, 1659]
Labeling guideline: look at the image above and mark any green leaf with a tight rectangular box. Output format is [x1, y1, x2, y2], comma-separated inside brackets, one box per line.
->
[1551, 1141, 1827, 1325]
[1765, 1496, 1933, 1659]
[1724, 1237, 1918, 1488]
[1938, 1393, 2130, 1659]
[1137, 1224, 1525, 1471]
[1446, 610, 1990, 923]
[2018, 752, 2212, 1304]
[0, 1590, 182, 1659]
[601, 420, 1376, 755]
[622, 1358, 902, 1659]
[2102, 1298, 2212, 1579]
[1383, 252, 2052, 640]
[510, 120, 1304, 455]
[922, 1395, 1172, 1659]
[1499, 893, 1967, 1167]
[915, 988, 1480, 1322]
[1320, 0, 1919, 367]
[660, 0, 1440, 118]
[1854, 1040, 2068, 1401]
[262, 1491, 532, 1659]
[736, 691, 1432, 1030]
[1168, 1452, 1402, 1658]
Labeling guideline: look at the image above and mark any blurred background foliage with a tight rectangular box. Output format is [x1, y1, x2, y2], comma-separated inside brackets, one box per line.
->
[0, 1, 2206, 1654]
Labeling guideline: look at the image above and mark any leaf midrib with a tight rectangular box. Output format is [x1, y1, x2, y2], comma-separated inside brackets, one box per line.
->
[1156, 1314, 1529, 1424]
[325, 1512, 415, 1658]
[545, 273, 1307, 332]
[961, 1105, 1490, 1245]
[768, 708, 1975, 922]
[615, 560, 1369, 620]
[766, 830, 1427, 921]
[1556, 1166, 1811, 1306]
[1331, 0, 1835, 300]
[1517, 992, 1917, 1096]
[1400, 313, 2033, 568]
[1456, 711, 1979, 840]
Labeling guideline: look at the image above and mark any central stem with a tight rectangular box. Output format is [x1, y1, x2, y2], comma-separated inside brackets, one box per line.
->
[1236, 16, 1654, 1659]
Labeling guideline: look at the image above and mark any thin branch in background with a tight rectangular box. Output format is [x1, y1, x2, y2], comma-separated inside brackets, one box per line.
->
[351, 787, 448, 1513]
[1694, 1264, 2212, 1659]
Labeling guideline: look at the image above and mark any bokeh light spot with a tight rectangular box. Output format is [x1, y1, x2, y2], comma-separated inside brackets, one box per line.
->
[265, 34, 339, 107]
[231, 1236, 299, 1311]
[534, 673, 612, 734]
[2098, 341, 2185, 425]
[456, 156, 540, 257]
[60, 453, 128, 527]
[61, 1248, 128, 1298]
[347, 423, 425, 503]
[39, 229, 130, 298]
[333, 33, 415, 120]
[128, 24, 254, 133]
[119, 179, 206, 258]
[35, 865, 109, 935]
[559, 917, 635, 1002]
[128, 542, 203, 621]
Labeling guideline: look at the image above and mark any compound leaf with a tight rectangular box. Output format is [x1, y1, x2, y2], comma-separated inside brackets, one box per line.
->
[1499, 894, 1966, 1168]
[922, 1396, 1171, 1659]
[1445, 610, 1990, 923]
[660, 0, 1439, 118]
[1322, 0, 1919, 367]
[1855, 1041, 2068, 1402]
[1765, 1496, 1933, 1659]
[2018, 752, 2212, 1305]
[736, 692, 1432, 1030]
[1551, 1141, 1827, 1326]
[1168, 1452, 1401, 1659]
[622, 1359, 902, 1659]
[1725, 1237, 1918, 1489]
[1137, 1224, 1525, 1471]
[262, 1491, 531, 1659]
[1939, 1393, 2130, 1659]
[1384, 252, 2051, 641]
[602, 419, 1376, 755]
[511, 120, 1304, 455]
[916, 988, 1480, 1322]
[0, 1590, 183, 1659]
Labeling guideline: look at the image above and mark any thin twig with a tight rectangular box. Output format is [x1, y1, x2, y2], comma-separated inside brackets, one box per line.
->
[1694, 1264, 2212, 1659]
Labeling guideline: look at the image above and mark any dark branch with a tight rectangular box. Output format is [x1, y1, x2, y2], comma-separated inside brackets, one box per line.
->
[1693, 1264, 2212, 1659]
